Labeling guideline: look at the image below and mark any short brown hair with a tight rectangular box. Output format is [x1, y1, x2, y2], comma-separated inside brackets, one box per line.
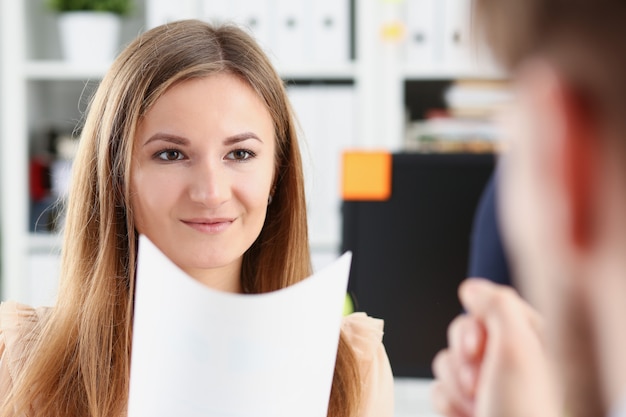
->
[473, 0, 626, 125]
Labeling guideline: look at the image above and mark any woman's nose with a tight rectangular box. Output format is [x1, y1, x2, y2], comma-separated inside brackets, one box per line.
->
[188, 160, 231, 208]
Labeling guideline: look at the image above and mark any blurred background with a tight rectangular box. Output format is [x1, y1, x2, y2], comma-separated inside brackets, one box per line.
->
[0, 1, 511, 415]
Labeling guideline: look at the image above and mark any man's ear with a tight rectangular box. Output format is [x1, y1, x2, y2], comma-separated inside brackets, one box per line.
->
[522, 61, 599, 251]
[548, 72, 598, 250]
[563, 86, 598, 250]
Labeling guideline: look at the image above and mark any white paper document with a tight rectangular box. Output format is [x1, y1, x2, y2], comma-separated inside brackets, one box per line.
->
[128, 235, 352, 417]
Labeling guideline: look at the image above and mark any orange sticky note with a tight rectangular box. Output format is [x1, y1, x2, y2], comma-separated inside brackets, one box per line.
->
[342, 151, 392, 201]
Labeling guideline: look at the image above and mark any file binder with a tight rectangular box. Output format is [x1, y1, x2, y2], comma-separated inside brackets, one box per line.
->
[272, 0, 309, 67]
[404, 0, 437, 66]
[145, 0, 198, 29]
[232, 0, 272, 51]
[441, 0, 472, 68]
[288, 85, 356, 247]
[311, 0, 350, 64]
[199, 0, 232, 26]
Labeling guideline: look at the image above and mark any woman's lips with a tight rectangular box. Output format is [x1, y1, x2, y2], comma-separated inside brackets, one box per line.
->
[181, 218, 234, 234]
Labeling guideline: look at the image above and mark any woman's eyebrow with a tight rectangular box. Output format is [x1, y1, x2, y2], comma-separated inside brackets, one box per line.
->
[143, 133, 190, 147]
[142, 132, 263, 147]
[224, 132, 263, 145]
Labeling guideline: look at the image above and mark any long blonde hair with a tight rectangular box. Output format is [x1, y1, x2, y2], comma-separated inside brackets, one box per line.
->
[3, 20, 360, 417]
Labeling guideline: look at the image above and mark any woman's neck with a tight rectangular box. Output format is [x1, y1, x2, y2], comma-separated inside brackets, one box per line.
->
[183, 259, 243, 293]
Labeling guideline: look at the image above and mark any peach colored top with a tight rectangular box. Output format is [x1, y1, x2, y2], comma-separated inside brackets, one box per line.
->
[0, 302, 394, 416]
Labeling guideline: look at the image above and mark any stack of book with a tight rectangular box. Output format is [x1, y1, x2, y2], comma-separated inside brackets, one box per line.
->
[404, 79, 512, 153]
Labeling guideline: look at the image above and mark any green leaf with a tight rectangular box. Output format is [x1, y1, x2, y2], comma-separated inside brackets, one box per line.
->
[46, 0, 133, 16]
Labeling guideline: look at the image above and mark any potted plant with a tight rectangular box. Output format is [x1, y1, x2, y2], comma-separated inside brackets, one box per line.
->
[46, 0, 133, 63]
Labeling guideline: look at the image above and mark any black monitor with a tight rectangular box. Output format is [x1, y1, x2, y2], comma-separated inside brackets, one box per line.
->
[342, 152, 495, 378]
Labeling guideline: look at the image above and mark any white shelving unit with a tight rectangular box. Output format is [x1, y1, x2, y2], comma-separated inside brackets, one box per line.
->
[25, 61, 114, 80]
[1, 0, 30, 304]
[1, 0, 498, 306]
[1, 3, 499, 415]
[1, 0, 147, 305]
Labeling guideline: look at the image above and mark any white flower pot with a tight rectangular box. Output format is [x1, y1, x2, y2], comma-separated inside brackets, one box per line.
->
[58, 11, 121, 64]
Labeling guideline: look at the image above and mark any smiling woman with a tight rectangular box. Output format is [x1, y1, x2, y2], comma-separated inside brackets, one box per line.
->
[0, 19, 393, 417]
[131, 75, 276, 292]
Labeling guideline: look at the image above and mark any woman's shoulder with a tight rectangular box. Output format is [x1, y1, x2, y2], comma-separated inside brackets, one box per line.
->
[0, 301, 50, 399]
[0, 300, 48, 334]
[341, 312, 385, 358]
[341, 312, 395, 417]
[0, 301, 50, 369]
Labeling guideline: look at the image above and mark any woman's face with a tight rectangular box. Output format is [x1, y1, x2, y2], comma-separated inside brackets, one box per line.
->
[130, 73, 276, 291]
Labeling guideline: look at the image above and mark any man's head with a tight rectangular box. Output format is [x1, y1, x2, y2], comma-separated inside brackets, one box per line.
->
[475, 0, 626, 129]
[474, 0, 626, 415]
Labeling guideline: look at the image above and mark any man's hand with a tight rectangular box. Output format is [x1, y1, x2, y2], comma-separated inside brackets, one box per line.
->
[431, 278, 562, 417]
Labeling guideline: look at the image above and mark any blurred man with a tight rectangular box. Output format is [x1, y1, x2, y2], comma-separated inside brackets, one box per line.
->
[431, 1, 626, 417]
[468, 172, 512, 287]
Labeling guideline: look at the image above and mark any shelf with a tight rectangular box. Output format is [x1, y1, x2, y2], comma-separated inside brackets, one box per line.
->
[278, 63, 356, 81]
[25, 60, 357, 82]
[28, 233, 63, 254]
[25, 60, 112, 80]
[403, 64, 506, 81]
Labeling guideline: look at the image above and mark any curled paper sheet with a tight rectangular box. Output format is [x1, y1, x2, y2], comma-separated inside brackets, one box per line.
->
[128, 235, 352, 417]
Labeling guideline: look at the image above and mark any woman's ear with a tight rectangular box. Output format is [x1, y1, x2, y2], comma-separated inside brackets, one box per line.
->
[267, 183, 277, 205]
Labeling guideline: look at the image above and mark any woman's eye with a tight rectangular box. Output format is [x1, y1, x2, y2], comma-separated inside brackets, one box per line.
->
[227, 149, 255, 161]
[156, 150, 184, 161]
